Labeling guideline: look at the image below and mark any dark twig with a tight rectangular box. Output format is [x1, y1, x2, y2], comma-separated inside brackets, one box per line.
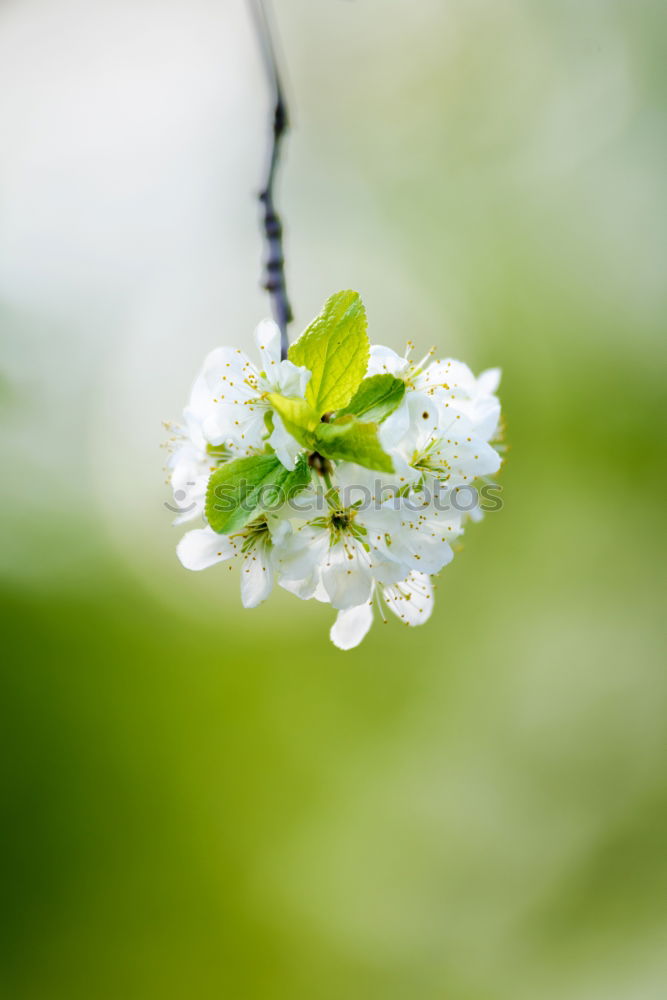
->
[249, 0, 293, 360]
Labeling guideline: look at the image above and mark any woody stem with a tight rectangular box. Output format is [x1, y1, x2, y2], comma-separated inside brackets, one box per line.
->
[249, 0, 293, 360]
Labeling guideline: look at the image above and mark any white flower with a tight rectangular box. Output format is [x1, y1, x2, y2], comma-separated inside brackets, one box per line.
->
[330, 571, 434, 650]
[369, 342, 501, 441]
[275, 497, 400, 610]
[167, 320, 313, 521]
[166, 437, 209, 525]
[176, 516, 290, 609]
[276, 467, 461, 610]
[165, 352, 235, 524]
[380, 391, 502, 494]
[201, 319, 311, 470]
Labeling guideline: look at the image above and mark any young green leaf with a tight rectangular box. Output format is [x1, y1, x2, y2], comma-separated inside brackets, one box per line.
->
[288, 290, 369, 415]
[267, 393, 319, 450]
[206, 454, 310, 534]
[337, 374, 405, 424]
[314, 415, 394, 474]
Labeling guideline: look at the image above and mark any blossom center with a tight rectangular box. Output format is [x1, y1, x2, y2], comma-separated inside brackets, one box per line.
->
[235, 517, 271, 553]
[330, 508, 354, 533]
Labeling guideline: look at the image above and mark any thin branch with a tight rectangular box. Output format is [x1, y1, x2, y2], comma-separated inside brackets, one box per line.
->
[249, 0, 293, 360]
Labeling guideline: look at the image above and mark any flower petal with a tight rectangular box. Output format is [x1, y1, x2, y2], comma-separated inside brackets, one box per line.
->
[186, 415, 210, 458]
[321, 541, 374, 610]
[367, 345, 408, 378]
[276, 527, 329, 581]
[269, 413, 301, 470]
[186, 347, 232, 423]
[384, 495, 461, 574]
[240, 548, 273, 608]
[170, 472, 208, 526]
[279, 574, 329, 603]
[469, 397, 501, 442]
[202, 403, 266, 450]
[418, 358, 476, 395]
[383, 572, 434, 627]
[269, 359, 311, 398]
[408, 392, 441, 454]
[431, 433, 501, 484]
[379, 395, 411, 448]
[176, 526, 234, 571]
[254, 318, 282, 369]
[204, 350, 259, 407]
[330, 603, 374, 650]
[477, 367, 501, 395]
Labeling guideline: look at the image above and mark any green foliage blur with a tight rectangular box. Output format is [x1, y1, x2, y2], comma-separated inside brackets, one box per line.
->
[1, 1, 665, 997]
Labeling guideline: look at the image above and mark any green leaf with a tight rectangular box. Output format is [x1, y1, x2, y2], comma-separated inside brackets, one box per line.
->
[206, 454, 310, 534]
[338, 374, 405, 423]
[267, 393, 319, 450]
[288, 290, 369, 415]
[314, 415, 394, 474]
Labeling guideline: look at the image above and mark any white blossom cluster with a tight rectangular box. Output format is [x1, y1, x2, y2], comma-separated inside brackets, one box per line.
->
[166, 292, 503, 649]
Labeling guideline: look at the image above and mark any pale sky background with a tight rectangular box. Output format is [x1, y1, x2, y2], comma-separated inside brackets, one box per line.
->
[0, 0, 663, 592]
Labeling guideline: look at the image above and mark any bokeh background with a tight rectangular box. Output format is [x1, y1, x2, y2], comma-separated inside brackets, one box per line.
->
[1, 1, 666, 997]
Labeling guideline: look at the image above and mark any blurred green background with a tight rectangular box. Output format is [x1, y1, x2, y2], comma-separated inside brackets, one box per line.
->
[1, 1, 665, 997]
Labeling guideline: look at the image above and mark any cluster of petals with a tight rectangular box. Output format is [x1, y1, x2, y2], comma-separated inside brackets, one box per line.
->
[167, 321, 502, 649]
